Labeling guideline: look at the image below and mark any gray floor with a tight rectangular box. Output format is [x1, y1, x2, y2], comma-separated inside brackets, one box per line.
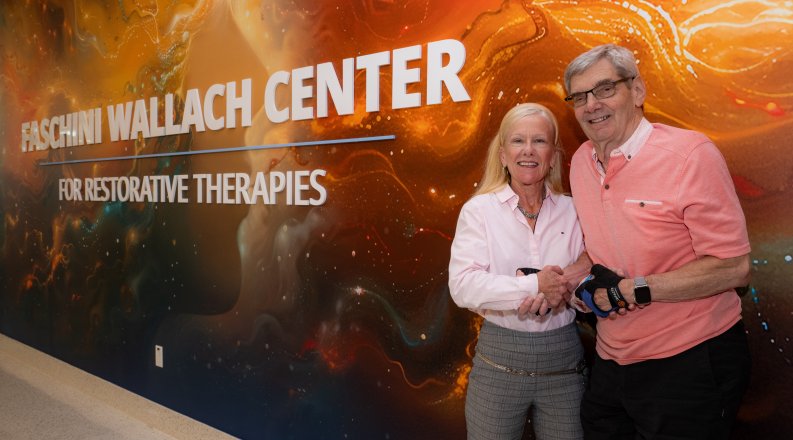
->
[0, 334, 236, 440]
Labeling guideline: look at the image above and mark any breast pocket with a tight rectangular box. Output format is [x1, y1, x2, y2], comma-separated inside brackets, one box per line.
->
[622, 198, 671, 229]
[621, 198, 681, 238]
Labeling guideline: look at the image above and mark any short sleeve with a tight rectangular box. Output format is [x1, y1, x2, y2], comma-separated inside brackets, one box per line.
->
[677, 141, 751, 259]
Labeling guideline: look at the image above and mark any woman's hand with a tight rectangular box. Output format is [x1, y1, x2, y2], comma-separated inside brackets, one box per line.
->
[517, 293, 550, 319]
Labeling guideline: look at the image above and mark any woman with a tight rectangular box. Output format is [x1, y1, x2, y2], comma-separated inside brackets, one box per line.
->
[449, 103, 590, 440]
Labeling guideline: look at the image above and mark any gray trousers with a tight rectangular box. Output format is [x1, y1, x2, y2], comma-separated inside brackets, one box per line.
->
[466, 321, 585, 440]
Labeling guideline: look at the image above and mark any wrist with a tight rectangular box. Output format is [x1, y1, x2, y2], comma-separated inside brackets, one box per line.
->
[620, 279, 636, 304]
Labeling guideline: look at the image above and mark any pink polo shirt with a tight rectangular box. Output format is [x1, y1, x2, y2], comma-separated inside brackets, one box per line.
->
[570, 122, 751, 364]
[448, 184, 585, 332]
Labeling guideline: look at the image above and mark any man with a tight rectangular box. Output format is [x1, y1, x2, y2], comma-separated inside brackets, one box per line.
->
[563, 44, 752, 439]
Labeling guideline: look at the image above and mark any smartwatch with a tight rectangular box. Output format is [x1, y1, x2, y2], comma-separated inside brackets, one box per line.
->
[633, 276, 651, 305]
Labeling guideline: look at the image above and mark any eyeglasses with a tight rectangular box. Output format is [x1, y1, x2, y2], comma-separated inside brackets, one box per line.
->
[564, 77, 635, 108]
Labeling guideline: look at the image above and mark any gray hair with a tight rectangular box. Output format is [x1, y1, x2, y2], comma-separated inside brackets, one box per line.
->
[563, 44, 640, 92]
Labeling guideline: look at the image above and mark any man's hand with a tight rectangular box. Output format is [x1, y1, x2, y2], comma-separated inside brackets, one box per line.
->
[536, 265, 569, 307]
[594, 275, 642, 319]
[575, 264, 633, 318]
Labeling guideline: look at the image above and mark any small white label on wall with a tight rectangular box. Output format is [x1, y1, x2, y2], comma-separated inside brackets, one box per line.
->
[155, 345, 164, 368]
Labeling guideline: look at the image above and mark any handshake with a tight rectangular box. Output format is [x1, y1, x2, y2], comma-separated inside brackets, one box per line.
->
[574, 264, 628, 318]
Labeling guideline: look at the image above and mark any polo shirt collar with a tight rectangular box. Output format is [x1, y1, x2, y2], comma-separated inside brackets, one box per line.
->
[590, 117, 653, 166]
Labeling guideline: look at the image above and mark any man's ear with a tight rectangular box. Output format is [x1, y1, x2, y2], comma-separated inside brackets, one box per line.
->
[632, 76, 647, 108]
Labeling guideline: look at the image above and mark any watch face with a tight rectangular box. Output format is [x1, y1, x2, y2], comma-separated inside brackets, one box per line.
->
[634, 277, 651, 304]
[635, 287, 651, 304]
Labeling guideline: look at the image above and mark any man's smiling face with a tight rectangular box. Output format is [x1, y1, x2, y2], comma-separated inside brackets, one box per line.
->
[569, 58, 645, 154]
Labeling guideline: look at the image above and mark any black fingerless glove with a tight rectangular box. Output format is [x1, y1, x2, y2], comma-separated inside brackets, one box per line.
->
[574, 264, 626, 317]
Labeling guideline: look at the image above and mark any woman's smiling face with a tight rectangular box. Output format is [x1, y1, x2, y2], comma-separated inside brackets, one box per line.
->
[499, 114, 555, 188]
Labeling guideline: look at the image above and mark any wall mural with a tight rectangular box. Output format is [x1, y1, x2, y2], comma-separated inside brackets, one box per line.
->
[1, 1, 791, 438]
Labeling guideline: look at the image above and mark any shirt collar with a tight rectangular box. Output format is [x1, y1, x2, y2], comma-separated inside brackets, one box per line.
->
[590, 117, 653, 164]
[495, 183, 558, 206]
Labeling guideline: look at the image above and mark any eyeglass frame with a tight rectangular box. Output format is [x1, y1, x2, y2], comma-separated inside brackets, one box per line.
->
[564, 76, 636, 107]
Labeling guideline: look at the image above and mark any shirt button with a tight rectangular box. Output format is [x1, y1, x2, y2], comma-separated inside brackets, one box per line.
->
[604, 184, 610, 190]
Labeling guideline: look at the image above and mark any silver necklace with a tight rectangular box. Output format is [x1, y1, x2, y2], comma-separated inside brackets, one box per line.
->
[517, 205, 540, 220]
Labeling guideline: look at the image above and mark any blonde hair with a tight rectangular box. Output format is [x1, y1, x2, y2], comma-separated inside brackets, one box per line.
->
[474, 103, 565, 196]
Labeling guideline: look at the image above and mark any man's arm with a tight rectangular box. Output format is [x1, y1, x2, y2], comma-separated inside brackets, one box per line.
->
[594, 254, 750, 311]
[563, 251, 592, 293]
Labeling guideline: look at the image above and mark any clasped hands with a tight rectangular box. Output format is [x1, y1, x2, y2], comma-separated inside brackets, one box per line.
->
[516, 266, 570, 319]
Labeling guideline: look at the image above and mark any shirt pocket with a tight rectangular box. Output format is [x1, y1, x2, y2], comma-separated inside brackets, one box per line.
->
[620, 199, 677, 256]
[621, 198, 677, 236]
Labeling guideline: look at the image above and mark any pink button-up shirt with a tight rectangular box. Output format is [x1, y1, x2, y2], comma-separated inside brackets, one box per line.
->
[448, 184, 585, 332]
